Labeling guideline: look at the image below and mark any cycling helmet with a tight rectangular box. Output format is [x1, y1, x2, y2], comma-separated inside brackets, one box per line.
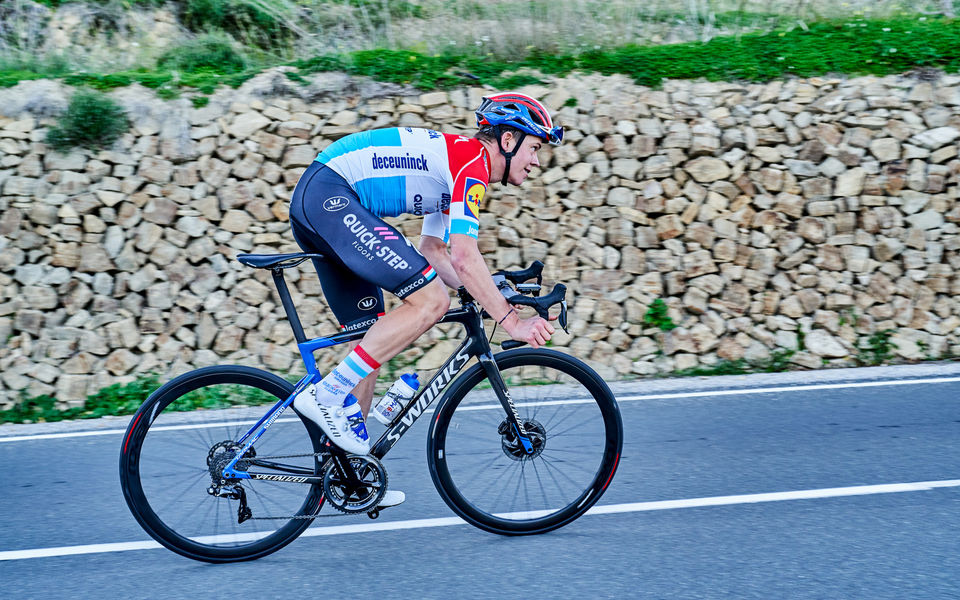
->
[475, 92, 563, 184]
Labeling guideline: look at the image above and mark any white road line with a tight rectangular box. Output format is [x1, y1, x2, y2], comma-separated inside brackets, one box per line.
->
[2, 375, 959, 443]
[1, 478, 958, 561]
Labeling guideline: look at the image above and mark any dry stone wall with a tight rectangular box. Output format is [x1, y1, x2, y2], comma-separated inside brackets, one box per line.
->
[1, 69, 959, 407]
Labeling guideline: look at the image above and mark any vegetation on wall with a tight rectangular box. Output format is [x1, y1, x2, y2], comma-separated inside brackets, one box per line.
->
[4, 16, 960, 97]
[45, 88, 130, 151]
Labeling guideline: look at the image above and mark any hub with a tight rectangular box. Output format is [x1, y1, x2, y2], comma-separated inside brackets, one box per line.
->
[499, 419, 546, 461]
[207, 440, 255, 482]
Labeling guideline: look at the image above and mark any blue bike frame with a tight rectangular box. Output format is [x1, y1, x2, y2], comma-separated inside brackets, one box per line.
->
[219, 300, 533, 482]
[217, 257, 534, 482]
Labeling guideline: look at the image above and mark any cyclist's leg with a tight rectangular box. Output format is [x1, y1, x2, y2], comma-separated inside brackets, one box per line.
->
[293, 195, 449, 404]
[306, 254, 384, 417]
[289, 164, 387, 433]
[289, 163, 447, 446]
[355, 280, 449, 363]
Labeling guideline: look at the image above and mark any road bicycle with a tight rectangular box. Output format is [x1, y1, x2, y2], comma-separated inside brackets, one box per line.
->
[119, 253, 623, 563]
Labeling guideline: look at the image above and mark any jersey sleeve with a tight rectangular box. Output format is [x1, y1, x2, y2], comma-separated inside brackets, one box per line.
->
[421, 211, 449, 243]
[445, 137, 489, 240]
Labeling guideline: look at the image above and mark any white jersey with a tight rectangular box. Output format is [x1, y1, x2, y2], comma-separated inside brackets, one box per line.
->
[315, 127, 491, 240]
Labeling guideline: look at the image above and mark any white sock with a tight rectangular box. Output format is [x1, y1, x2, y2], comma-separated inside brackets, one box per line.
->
[314, 345, 379, 408]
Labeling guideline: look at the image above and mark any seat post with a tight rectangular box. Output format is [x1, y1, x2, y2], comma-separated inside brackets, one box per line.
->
[271, 268, 308, 344]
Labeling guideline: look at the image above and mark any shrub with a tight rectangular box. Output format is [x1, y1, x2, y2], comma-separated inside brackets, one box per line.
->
[46, 88, 129, 152]
[157, 32, 248, 74]
[856, 329, 898, 366]
[644, 298, 677, 332]
[180, 0, 297, 49]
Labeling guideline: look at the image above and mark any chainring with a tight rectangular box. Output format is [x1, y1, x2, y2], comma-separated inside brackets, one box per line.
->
[322, 455, 387, 514]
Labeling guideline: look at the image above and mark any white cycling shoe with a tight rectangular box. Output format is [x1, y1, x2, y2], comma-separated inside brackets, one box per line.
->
[379, 490, 405, 508]
[293, 386, 370, 455]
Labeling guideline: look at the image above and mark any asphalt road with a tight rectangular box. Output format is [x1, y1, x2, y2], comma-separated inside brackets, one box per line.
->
[1, 363, 958, 599]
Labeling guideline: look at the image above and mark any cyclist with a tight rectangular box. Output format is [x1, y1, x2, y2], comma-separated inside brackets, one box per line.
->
[289, 93, 562, 505]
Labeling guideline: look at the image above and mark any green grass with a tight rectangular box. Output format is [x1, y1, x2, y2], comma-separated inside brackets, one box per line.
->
[0, 375, 291, 425]
[0, 375, 162, 425]
[175, 383, 278, 410]
[3, 16, 959, 94]
[672, 348, 797, 377]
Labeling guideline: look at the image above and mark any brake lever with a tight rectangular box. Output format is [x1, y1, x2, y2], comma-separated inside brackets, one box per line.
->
[558, 299, 569, 334]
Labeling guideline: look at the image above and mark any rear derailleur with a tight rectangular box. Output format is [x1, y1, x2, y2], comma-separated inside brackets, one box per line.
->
[207, 483, 252, 524]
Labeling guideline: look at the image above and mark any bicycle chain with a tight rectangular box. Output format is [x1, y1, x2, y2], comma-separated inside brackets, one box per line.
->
[227, 451, 342, 521]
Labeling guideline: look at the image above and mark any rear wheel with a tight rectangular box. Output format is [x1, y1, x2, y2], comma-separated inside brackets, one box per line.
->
[119, 365, 325, 563]
[427, 349, 622, 535]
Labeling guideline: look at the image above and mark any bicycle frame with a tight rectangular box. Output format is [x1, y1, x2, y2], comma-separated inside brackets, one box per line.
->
[220, 269, 533, 482]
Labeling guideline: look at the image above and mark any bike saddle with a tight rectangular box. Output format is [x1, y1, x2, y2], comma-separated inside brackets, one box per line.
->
[237, 252, 325, 269]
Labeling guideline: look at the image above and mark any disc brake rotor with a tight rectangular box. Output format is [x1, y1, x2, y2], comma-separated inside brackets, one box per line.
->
[499, 419, 546, 461]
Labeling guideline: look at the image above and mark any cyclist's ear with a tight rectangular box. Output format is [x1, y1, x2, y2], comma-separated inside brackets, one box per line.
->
[500, 129, 516, 151]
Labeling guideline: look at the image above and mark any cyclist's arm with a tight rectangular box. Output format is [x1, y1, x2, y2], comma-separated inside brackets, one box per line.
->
[419, 234, 463, 289]
[449, 233, 554, 348]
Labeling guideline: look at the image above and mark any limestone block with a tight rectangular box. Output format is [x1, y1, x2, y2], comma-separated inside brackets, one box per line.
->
[905, 210, 944, 230]
[834, 167, 866, 196]
[78, 244, 113, 273]
[22, 285, 57, 310]
[235, 278, 271, 306]
[281, 144, 316, 168]
[797, 217, 827, 243]
[233, 152, 266, 179]
[199, 156, 231, 187]
[105, 349, 139, 375]
[220, 210, 252, 233]
[228, 112, 271, 139]
[644, 155, 673, 179]
[911, 127, 960, 150]
[870, 138, 901, 162]
[683, 250, 718, 278]
[716, 337, 745, 360]
[685, 157, 730, 183]
[106, 318, 140, 349]
[655, 214, 684, 240]
[143, 197, 178, 225]
[213, 325, 245, 354]
[138, 157, 174, 184]
[56, 374, 91, 403]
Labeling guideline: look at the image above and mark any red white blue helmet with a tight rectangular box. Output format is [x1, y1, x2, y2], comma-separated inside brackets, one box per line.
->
[475, 92, 563, 146]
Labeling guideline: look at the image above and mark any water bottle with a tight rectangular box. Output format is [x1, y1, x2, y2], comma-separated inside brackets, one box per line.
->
[371, 373, 420, 425]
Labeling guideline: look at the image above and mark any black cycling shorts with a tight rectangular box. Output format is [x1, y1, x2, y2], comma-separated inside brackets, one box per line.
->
[289, 161, 437, 331]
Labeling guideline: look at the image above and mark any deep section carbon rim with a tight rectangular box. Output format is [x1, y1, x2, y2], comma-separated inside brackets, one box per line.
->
[119, 366, 324, 562]
[429, 349, 622, 535]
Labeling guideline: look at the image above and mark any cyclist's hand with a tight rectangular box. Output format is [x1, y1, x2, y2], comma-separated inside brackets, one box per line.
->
[511, 304, 559, 321]
[505, 315, 555, 349]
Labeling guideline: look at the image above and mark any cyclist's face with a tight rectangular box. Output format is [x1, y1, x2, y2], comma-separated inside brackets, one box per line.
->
[504, 133, 542, 185]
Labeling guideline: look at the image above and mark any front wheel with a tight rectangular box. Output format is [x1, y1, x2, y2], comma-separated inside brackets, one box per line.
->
[119, 365, 326, 563]
[427, 349, 622, 535]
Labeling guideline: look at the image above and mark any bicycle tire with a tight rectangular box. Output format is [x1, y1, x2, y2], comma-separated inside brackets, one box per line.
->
[119, 365, 325, 563]
[427, 348, 622, 535]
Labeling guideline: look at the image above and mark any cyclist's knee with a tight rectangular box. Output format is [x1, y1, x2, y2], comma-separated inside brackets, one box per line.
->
[406, 279, 449, 320]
